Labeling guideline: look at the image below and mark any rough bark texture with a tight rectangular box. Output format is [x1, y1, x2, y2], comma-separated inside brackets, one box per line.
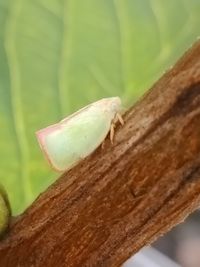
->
[0, 40, 200, 267]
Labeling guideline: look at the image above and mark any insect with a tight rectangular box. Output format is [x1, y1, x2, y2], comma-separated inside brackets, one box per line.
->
[36, 97, 124, 172]
[0, 184, 11, 237]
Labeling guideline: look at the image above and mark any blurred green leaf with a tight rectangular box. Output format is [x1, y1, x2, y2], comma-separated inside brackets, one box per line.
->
[0, 0, 199, 214]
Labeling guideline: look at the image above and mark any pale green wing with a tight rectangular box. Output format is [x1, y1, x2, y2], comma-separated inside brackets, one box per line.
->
[45, 108, 111, 171]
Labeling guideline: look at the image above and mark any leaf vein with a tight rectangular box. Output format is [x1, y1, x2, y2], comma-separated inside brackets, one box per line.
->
[4, 0, 32, 205]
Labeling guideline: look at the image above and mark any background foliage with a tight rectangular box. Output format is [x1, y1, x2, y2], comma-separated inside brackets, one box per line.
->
[0, 0, 199, 214]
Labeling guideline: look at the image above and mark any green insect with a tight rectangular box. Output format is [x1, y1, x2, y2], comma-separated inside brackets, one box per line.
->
[36, 97, 123, 172]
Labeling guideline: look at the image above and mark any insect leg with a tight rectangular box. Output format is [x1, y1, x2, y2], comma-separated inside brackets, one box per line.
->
[109, 123, 115, 144]
[116, 113, 124, 125]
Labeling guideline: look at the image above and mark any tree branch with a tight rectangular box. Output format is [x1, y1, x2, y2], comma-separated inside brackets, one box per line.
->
[0, 40, 200, 267]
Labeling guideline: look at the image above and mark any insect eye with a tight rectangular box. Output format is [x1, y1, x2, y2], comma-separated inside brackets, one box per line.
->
[111, 101, 119, 112]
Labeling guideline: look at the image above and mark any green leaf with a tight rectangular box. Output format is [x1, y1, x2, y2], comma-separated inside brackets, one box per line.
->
[0, 0, 199, 214]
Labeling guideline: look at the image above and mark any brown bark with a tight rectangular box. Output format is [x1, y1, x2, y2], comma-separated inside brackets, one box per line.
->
[0, 40, 200, 267]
